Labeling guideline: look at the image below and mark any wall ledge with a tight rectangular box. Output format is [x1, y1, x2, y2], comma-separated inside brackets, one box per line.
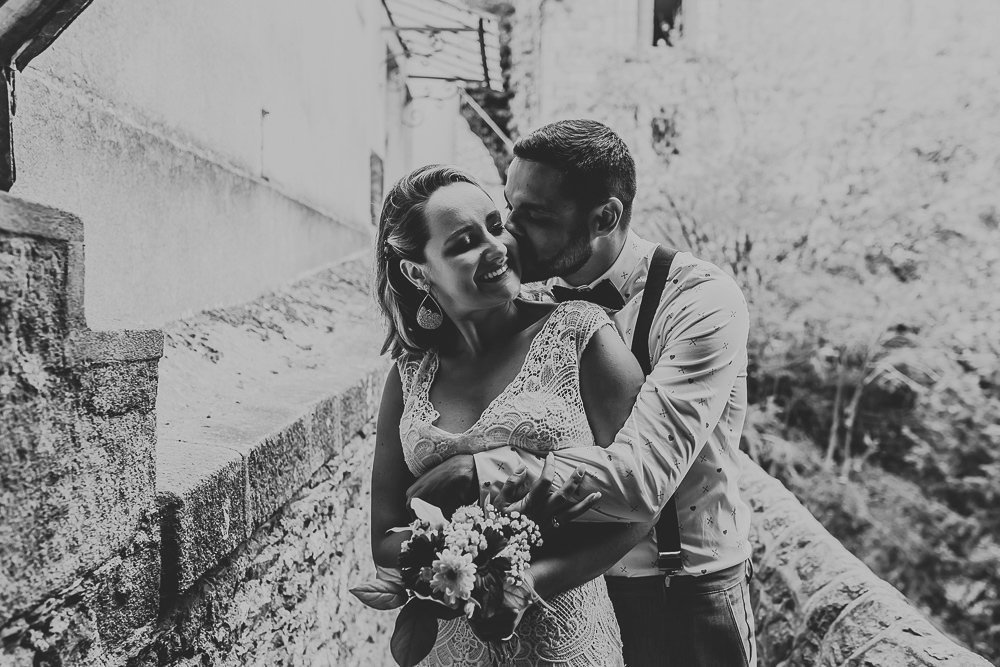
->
[67, 329, 164, 364]
[155, 255, 388, 599]
[739, 452, 991, 666]
[0, 191, 83, 241]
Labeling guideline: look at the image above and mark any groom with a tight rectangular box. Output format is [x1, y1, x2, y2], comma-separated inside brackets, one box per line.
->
[408, 119, 756, 666]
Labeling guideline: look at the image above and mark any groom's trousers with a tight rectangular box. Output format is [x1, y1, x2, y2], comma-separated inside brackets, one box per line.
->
[605, 560, 756, 667]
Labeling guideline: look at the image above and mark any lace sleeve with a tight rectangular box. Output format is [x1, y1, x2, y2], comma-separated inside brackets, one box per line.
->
[564, 301, 616, 361]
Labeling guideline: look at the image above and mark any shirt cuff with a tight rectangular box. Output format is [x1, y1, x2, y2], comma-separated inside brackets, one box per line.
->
[472, 447, 526, 501]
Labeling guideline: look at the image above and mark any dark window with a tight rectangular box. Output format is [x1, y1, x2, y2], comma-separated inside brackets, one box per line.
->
[653, 0, 683, 47]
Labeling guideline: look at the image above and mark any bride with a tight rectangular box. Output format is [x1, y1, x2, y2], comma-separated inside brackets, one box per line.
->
[369, 164, 651, 665]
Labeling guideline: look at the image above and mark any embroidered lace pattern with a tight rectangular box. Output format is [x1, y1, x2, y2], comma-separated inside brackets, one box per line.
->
[419, 577, 622, 666]
[397, 300, 623, 666]
[397, 301, 612, 476]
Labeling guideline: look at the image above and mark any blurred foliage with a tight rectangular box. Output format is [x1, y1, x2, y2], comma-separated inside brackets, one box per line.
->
[582, 7, 1000, 660]
[747, 407, 1000, 658]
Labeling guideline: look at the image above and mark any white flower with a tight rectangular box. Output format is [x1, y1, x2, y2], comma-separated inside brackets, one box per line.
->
[410, 498, 448, 531]
[430, 551, 477, 606]
[452, 505, 485, 525]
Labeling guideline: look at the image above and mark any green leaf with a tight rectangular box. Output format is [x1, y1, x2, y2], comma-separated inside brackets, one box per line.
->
[349, 579, 407, 610]
[390, 601, 438, 667]
[409, 594, 464, 620]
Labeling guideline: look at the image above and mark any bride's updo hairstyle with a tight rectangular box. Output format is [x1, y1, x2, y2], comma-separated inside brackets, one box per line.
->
[375, 164, 487, 358]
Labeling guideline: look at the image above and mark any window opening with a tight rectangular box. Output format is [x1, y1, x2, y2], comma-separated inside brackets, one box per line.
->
[653, 0, 683, 47]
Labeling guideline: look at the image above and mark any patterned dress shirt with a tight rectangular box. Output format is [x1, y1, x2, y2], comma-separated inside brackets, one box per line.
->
[473, 232, 752, 577]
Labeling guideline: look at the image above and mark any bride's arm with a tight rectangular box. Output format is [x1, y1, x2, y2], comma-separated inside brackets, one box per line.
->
[370, 365, 418, 568]
[520, 324, 653, 599]
[578, 324, 646, 447]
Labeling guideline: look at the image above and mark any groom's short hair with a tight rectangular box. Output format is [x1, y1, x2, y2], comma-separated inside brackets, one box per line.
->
[513, 119, 637, 227]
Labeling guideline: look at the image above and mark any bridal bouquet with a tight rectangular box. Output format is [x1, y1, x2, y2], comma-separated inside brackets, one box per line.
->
[351, 497, 543, 666]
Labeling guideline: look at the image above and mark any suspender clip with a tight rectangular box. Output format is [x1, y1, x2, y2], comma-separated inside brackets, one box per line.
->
[656, 550, 683, 574]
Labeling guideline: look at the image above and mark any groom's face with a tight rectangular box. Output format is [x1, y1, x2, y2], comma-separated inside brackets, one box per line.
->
[503, 158, 594, 283]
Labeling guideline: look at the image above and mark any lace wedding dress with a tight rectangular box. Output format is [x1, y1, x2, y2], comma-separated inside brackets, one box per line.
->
[396, 300, 625, 667]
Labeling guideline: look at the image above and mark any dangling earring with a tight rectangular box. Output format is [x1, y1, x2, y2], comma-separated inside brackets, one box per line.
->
[416, 289, 443, 330]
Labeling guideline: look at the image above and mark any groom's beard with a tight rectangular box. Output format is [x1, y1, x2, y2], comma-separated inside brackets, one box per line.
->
[520, 230, 593, 283]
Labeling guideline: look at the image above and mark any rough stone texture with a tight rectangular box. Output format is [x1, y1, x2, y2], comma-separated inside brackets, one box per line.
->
[0, 514, 160, 666]
[136, 253, 392, 665]
[137, 427, 392, 667]
[2, 191, 391, 665]
[739, 452, 991, 666]
[156, 254, 389, 597]
[0, 192, 163, 662]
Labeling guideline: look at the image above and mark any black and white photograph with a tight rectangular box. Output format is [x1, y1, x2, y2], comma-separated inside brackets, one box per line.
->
[1, 1, 997, 665]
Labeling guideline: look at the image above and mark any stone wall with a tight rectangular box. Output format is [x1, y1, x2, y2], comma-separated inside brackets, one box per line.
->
[0, 192, 163, 663]
[147, 237, 396, 665]
[145, 237, 394, 665]
[0, 190, 394, 665]
[741, 455, 990, 666]
[136, 426, 391, 666]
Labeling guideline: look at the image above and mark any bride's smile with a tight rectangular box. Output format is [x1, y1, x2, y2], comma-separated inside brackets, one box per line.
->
[398, 181, 524, 336]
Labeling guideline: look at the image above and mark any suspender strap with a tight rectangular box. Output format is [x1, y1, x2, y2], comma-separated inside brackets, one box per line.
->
[630, 246, 676, 372]
[630, 246, 684, 575]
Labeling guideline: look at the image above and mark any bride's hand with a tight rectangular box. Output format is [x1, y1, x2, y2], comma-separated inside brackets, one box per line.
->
[467, 571, 540, 643]
[501, 569, 538, 630]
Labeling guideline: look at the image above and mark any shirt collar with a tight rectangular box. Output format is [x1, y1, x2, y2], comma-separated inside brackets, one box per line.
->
[549, 231, 658, 302]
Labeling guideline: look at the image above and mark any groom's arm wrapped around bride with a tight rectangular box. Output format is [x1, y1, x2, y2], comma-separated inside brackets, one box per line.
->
[409, 254, 752, 577]
[375, 299, 659, 599]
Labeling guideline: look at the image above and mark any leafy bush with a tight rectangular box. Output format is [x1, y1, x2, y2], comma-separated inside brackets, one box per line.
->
[752, 424, 1000, 658]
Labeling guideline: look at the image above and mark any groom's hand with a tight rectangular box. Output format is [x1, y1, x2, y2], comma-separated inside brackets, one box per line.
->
[405, 454, 478, 515]
[501, 454, 602, 533]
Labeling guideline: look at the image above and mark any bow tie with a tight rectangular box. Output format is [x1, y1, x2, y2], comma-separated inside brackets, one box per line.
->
[551, 279, 626, 311]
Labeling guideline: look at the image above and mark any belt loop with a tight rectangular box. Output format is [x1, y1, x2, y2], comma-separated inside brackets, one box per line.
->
[746, 559, 755, 582]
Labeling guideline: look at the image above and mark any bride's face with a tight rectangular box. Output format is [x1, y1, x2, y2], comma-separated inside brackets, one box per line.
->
[404, 182, 521, 317]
